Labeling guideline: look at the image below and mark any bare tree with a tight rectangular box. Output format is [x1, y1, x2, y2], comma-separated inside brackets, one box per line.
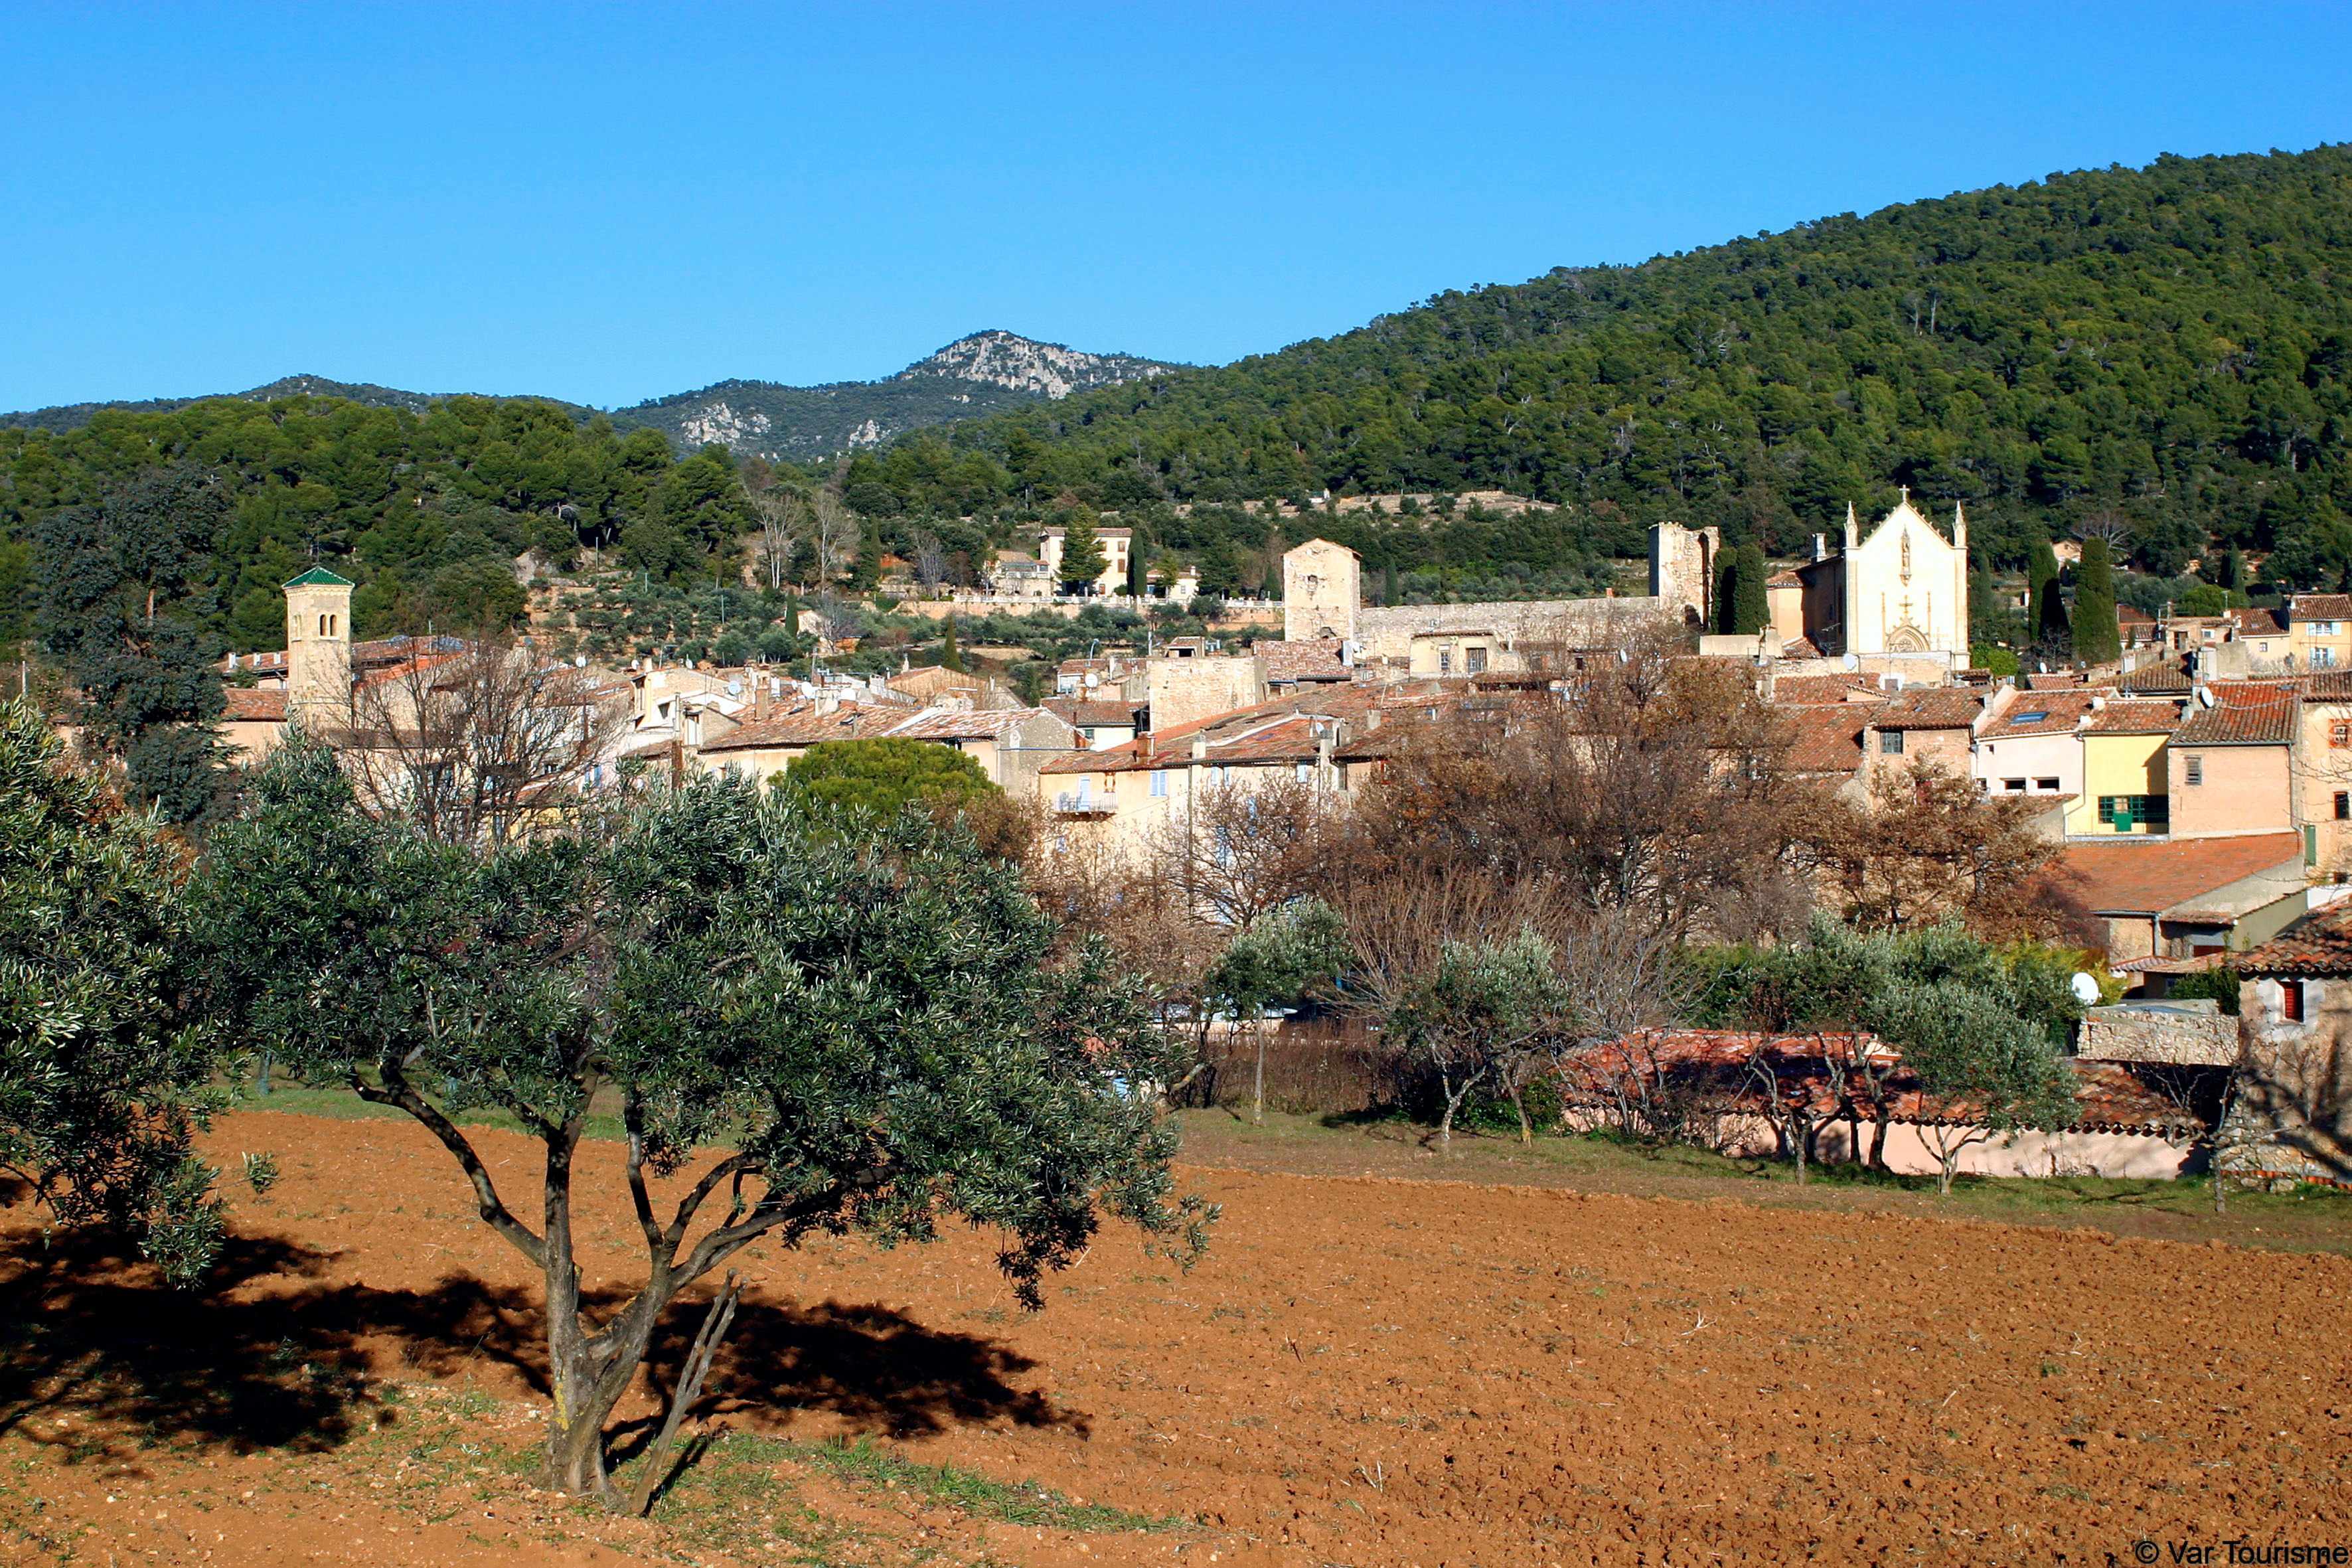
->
[1802, 757, 2071, 937]
[1160, 777, 1341, 931]
[1348, 620, 1804, 941]
[335, 638, 633, 844]
[814, 489, 860, 588]
[743, 481, 812, 592]
[911, 527, 947, 594]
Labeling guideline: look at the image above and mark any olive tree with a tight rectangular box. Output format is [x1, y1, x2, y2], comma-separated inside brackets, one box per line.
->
[0, 700, 227, 1279]
[193, 739, 1208, 1501]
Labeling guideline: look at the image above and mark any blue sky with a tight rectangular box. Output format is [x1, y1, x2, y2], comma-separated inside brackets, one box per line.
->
[3, 2, 2348, 412]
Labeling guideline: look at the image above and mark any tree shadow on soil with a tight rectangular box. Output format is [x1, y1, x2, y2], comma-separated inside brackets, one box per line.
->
[0, 1223, 1077, 1464]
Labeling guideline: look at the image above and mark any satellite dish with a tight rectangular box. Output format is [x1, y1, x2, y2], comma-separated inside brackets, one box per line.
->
[1084, 673, 1099, 690]
[1842, 653, 1859, 672]
[2070, 972, 2102, 1007]
[574, 654, 587, 668]
[726, 679, 743, 698]
[2198, 686, 2217, 708]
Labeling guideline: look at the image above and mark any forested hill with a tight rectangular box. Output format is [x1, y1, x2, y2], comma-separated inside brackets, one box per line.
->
[865, 145, 2352, 581]
[0, 374, 598, 436]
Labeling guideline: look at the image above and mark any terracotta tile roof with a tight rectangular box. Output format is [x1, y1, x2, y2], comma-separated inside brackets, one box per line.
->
[1782, 704, 1871, 775]
[1768, 674, 1888, 706]
[2081, 698, 2182, 735]
[2238, 900, 2352, 975]
[1557, 1032, 2197, 1134]
[2298, 671, 2352, 702]
[221, 687, 287, 722]
[1043, 698, 1140, 728]
[2290, 593, 2352, 621]
[2120, 663, 2193, 694]
[698, 702, 900, 752]
[1765, 569, 1804, 588]
[2171, 685, 2296, 746]
[884, 707, 1078, 745]
[1041, 684, 1391, 776]
[2231, 607, 2287, 636]
[1980, 689, 2114, 740]
[1867, 689, 1984, 732]
[1780, 636, 1824, 659]
[1257, 639, 1352, 682]
[2116, 604, 2157, 625]
[2053, 832, 2303, 915]
[2025, 671, 2091, 689]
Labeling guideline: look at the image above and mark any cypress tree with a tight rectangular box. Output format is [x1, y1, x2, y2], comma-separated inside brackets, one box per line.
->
[1383, 563, 1399, 606]
[2071, 535, 2121, 663]
[1715, 551, 1741, 634]
[2028, 539, 2068, 646]
[1733, 541, 1770, 635]
[941, 616, 965, 673]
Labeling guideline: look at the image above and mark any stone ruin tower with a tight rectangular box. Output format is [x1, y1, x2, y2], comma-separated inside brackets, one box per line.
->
[1282, 538, 1361, 642]
[1648, 522, 1720, 627]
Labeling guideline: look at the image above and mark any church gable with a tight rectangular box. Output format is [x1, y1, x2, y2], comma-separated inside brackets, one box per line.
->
[1832, 490, 1970, 661]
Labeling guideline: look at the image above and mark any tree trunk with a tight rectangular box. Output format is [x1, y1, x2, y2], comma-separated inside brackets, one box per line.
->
[1870, 1101, 1893, 1172]
[1251, 1012, 1265, 1127]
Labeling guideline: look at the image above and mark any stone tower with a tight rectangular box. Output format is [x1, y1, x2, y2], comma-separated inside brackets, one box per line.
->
[283, 566, 353, 728]
[1282, 538, 1361, 642]
[1648, 522, 1720, 627]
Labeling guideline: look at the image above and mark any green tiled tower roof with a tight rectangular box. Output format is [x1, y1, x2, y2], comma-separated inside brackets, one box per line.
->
[282, 566, 354, 589]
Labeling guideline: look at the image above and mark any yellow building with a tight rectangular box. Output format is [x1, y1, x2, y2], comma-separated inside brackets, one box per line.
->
[2288, 593, 2352, 672]
[2070, 699, 2183, 836]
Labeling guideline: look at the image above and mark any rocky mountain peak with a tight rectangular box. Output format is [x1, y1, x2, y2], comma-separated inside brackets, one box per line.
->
[898, 331, 1179, 400]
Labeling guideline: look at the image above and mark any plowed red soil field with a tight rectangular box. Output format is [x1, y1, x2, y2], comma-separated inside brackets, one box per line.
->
[1, 1109, 2347, 1568]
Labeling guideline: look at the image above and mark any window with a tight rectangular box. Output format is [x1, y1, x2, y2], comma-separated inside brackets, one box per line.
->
[1880, 730, 1905, 755]
[2011, 711, 2049, 725]
[1150, 769, 1167, 798]
[1466, 646, 1488, 674]
[1295, 761, 1313, 783]
[2004, 778, 2027, 792]
[2184, 754, 2203, 787]
[1437, 650, 1452, 675]
[2333, 720, 2351, 749]
[2319, 648, 2340, 670]
[2282, 979, 2306, 1023]
[2097, 794, 2170, 828]
[2036, 777, 2061, 792]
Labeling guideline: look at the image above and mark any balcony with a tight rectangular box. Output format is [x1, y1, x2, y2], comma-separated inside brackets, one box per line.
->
[1052, 791, 1118, 818]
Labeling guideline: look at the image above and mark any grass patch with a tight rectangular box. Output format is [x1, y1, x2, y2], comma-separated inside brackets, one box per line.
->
[1174, 1108, 2352, 1247]
[799, 1434, 1182, 1533]
[632, 1431, 1184, 1565]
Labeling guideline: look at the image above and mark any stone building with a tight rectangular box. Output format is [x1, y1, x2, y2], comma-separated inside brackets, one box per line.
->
[1278, 493, 1970, 668]
[282, 566, 354, 728]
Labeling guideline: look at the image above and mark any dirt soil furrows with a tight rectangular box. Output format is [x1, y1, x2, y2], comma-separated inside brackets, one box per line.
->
[0, 1111, 2347, 1567]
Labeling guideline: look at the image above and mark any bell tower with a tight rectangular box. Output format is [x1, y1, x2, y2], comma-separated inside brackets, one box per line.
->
[283, 566, 353, 728]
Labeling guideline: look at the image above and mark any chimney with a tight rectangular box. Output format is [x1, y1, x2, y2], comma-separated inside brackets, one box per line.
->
[1813, 533, 1828, 562]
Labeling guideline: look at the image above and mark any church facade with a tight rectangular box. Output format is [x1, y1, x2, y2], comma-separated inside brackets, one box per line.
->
[1769, 493, 1970, 660]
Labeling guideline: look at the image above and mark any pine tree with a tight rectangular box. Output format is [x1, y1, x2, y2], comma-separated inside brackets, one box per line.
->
[1733, 541, 1770, 636]
[1059, 509, 1107, 593]
[2071, 535, 2121, 663]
